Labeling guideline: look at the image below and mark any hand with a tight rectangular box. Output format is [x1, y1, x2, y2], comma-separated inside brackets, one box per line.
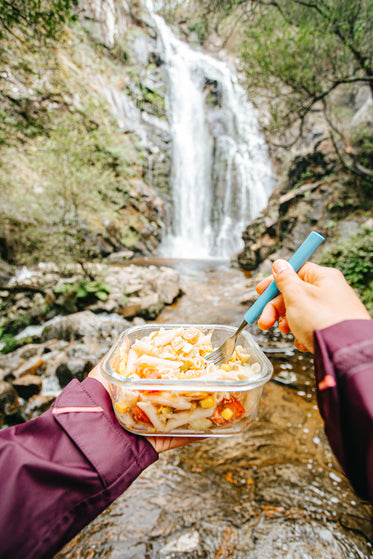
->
[88, 366, 202, 453]
[256, 260, 371, 353]
[145, 435, 204, 453]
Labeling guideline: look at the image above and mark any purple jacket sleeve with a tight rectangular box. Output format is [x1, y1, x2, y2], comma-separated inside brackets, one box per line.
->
[0, 378, 158, 559]
[314, 319, 373, 502]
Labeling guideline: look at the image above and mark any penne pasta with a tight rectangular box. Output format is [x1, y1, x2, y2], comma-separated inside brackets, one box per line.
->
[111, 326, 263, 435]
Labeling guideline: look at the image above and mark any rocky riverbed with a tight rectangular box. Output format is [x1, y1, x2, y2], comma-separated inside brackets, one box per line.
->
[50, 259, 371, 559]
[0, 261, 181, 425]
[1, 259, 372, 557]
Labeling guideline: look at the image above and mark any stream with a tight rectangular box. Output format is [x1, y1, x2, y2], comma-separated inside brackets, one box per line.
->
[56, 260, 372, 559]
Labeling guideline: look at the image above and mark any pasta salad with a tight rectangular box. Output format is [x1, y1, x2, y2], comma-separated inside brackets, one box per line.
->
[110, 326, 264, 435]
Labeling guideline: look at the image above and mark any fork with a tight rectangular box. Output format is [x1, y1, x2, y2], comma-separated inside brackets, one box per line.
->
[205, 231, 325, 366]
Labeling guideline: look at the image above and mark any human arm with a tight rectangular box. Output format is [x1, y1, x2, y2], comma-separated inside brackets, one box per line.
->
[0, 377, 158, 559]
[256, 259, 373, 501]
[314, 320, 373, 502]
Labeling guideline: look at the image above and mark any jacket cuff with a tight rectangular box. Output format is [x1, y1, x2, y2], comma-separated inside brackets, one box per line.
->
[52, 378, 158, 488]
[314, 319, 373, 497]
[314, 319, 373, 379]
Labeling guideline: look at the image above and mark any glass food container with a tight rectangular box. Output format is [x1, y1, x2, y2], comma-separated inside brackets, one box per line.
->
[100, 324, 273, 437]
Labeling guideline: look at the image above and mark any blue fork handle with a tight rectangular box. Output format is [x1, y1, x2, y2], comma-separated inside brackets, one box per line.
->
[243, 231, 325, 324]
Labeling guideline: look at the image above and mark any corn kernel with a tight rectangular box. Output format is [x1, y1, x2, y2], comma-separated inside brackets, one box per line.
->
[200, 396, 215, 408]
[219, 364, 231, 372]
[221, 407, 234, 421]
[115, 400, 128, 414]
[160, 406, 173, 417]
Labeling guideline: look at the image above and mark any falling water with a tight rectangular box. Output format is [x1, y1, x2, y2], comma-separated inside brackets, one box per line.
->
[147, 3, 275, 259]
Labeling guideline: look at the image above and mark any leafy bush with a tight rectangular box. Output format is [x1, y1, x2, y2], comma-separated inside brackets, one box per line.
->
[54, 279, 111, 305]
[317, 228, 373, 310]
[0, 334, 33, 354]
[0, 0, 78, 41]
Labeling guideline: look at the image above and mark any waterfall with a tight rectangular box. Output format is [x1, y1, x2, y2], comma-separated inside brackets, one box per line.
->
[146, 3, 275, 259]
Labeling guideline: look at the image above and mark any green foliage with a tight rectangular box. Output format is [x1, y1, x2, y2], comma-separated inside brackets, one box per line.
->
[0, 0, 78, 40]
[0, 333, 21, 354]
[199, 0, 373, 179]
[317, 228, 373, 310]
[54, 278, 111, 304]
[187, 19, 209, 44]
[241, 1, 372, 127]
[0, 100, 138, 263]
[136, 85, 166, 119]
[0, 332, 33, 354]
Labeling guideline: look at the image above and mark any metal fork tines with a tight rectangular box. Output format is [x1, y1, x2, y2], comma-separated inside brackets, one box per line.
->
[205, 320, 248, 366]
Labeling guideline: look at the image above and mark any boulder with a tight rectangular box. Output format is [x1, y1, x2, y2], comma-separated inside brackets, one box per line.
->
[13, 374, 43, 400]
[56, 359, 94, 388]
[0, 380, 19, 426]
[21, 394, 55, 422]
[41, 311, 103, 342]
[0, 259, 13, 284]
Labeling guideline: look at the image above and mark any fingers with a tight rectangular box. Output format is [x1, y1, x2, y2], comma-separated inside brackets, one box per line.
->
[256, 275, 273, 294]
[278, 315, 290, 334]
[257, 294, 286, 330]
[257, 262, 324, 298]
[294, 338, 310, 352]
[147, 436, 205, 453]
[297, 261, 326, 285]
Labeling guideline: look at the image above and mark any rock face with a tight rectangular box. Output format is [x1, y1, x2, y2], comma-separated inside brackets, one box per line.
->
[236, 146, 371, 272]
[79, 0, 173, 212]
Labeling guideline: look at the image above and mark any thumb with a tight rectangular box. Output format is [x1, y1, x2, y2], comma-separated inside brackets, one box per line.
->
[272, 259, 302, 293]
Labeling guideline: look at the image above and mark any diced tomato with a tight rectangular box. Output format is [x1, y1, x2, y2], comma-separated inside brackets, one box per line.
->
[211, 397, 245, 425]
[211, 408, 225, 425]
[132, 404, 152, 424]
[224, 397, 245, 418]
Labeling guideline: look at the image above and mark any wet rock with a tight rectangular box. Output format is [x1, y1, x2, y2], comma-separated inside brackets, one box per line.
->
[41, 311, 102, 342]
[56, 358, 94, 388]
[14, 355, 44, 380]
[107, 249, 135, 262]
[21, 394, 55, 421]
[0, 259, 13, 284]
[12, 374, 42, 400]
[0, 380, 19, 425]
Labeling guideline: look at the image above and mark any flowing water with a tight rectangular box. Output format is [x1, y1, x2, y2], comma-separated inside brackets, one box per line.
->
[56, 261, 372, 559]
[146, 2, 274, 259]
[94, 1, 274, 260]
